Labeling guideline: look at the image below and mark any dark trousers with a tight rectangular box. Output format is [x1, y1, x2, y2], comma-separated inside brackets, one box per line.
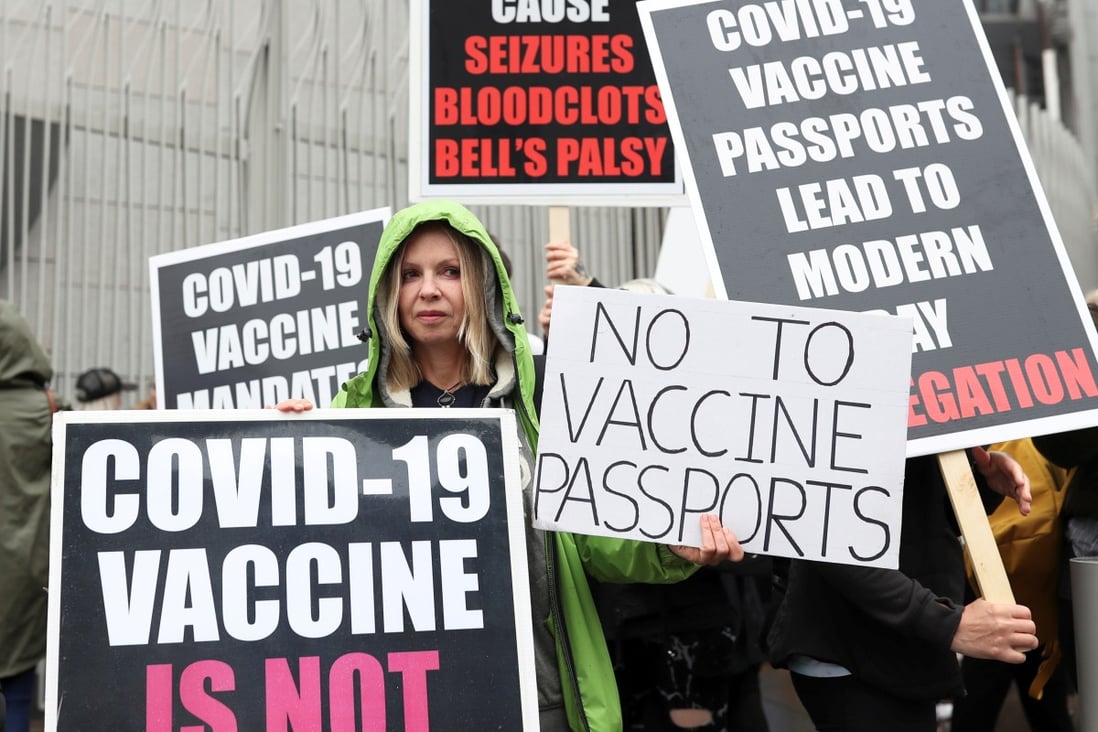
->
[791, 672, 937, 732]
[950, 647, 1074, 732]
[0, 668, 34, 732]
[615, 634, 770, 731]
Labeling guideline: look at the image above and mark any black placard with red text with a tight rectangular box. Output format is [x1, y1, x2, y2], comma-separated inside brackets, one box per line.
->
[410, 0, 684, 204]
[45, 409, 537, 731]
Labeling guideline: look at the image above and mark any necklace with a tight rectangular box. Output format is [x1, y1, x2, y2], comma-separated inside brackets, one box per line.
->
[436, 380, 464, 408]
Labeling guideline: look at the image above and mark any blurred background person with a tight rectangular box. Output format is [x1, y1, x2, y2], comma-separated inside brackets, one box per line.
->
[131, 382, 157, 410]
[73, 367, 137, 410]
[489, 233, 546, 356]
[0, 301, 56, 732]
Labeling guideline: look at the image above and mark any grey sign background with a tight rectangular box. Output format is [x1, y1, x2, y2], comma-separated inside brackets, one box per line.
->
[640, 0, 1098, 455]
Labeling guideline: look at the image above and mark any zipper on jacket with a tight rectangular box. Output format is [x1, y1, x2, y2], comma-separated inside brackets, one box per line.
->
[545, 532, 591, 732]
[513, 350, 590, 730]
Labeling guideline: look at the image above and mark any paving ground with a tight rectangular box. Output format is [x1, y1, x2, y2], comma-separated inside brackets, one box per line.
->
[27, 662, 1075, 730]
[758, 663, 1080, 732]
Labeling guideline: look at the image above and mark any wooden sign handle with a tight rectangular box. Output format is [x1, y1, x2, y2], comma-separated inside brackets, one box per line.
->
[548, 206, 570, 245]
[937, 449, 1015, 603]
[547, 206, 571, 285]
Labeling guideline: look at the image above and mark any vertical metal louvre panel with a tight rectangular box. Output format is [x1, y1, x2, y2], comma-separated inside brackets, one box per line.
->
[10, 2, 1071, 402]
[0, 0, 671, 403]
[1010, 87, 1098, 290]
[0, 0, 669, 401]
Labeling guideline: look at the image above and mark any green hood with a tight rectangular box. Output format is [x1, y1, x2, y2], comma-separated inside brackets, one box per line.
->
[333, 200, 540, 447]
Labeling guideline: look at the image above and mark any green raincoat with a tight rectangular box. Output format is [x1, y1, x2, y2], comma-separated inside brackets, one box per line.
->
[333, 200, 698, 731]
[0, 301, 54, 679]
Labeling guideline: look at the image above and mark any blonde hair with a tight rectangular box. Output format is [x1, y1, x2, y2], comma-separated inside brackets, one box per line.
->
[378, 222, 498, 392]
[75, 393, 122, 411]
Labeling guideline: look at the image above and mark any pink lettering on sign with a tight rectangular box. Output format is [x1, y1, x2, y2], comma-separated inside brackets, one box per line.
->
[265, 656, 321, 731]
[146, 664, 173, 732]
[180, 661, 237, 732]
[329, 653, 386, 732]
[264, 651, 441, 731]
[389, 651, 441, 732]
[146, 661, 237, 732]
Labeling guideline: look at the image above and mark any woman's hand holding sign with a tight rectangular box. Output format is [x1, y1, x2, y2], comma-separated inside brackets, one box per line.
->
[271, 398, 314, 412]
[669, 514, 744, 566]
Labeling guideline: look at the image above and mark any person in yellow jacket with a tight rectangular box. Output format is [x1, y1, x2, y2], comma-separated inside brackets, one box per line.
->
[951, 437, 1074, 731]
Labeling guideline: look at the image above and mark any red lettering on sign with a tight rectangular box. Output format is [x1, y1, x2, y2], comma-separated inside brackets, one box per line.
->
[464, 34, 634, 75]
[432, 85, 661, 127]
[556, 136, 668, 177]
[524, 137, 548, 176]
[908, 348, 1098, 426]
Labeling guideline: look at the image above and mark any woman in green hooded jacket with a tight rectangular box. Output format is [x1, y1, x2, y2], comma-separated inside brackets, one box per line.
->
[278, 199, 742, 730]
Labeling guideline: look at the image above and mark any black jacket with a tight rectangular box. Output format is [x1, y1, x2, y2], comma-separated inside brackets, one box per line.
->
[1033, 427, 1098, 521]
[767, 453, 1000, 701]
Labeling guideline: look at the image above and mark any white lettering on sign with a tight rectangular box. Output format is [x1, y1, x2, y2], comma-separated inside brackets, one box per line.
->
[189, 301, 362, 374]
[182, 255, 302, 317]
[96, 539, 484, 646]
[533, 287, 911, 568]
[711, 96, 983, 176]
[79, 431, 492, 533]
[727, 42, 930, 109]
[787, 224, 992, 298]
[776, 174, 893, 232]
[705, 0, 850, 51]
[175, 359, 367, 410]
[491, 0, 609, 24]
[80, 436, 363, 533]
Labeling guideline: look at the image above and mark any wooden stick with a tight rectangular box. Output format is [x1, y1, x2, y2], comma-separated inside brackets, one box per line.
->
[548, 206, 570, 245]
[937, 449, 1015, 603]
[547, 206, 571, 285]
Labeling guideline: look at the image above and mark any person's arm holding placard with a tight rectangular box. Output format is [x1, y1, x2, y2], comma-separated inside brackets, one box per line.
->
[766, 449, 1037, 726]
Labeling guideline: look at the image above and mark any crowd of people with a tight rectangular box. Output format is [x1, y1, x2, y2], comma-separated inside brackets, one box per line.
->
[0, 198, 1093, 731]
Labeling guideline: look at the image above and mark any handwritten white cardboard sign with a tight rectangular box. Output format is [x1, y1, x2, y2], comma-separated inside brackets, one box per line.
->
[533, 286, 913, 569]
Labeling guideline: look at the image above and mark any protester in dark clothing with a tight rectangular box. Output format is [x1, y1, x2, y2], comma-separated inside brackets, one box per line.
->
[1029, 300, 1098, 695]
[598, 561, 772, 731]
[0, 301, 55, 732]
[73, 366, 137, 410]
[766, 448, 1038, 731]
[951, 438, 1075, 732]
[1032, 423, 1098, 694]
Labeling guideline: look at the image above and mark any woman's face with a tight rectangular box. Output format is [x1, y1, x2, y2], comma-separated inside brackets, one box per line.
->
[397, 228, 467, 350]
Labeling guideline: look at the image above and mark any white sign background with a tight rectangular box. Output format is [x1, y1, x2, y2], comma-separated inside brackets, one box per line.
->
[534, 286, 913, 568]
